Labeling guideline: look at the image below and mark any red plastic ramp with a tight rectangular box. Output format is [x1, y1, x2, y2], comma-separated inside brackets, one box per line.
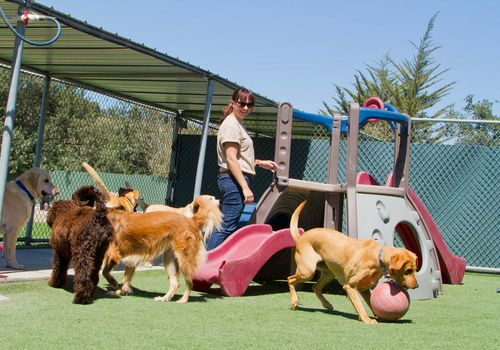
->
[405, 186, 466, 284]
[193, 224, 296, 296]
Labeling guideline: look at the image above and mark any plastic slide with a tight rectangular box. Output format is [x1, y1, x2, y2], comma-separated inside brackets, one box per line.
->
[193, 224, 296, 296]
[403, 186, 466, 284]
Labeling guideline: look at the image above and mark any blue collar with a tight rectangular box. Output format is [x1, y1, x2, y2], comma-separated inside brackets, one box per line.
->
[15, 180, 35, 201]
[378, 247, 389, 278]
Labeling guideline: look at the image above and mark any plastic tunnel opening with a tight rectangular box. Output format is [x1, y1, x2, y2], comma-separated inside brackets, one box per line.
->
[394, 222, 423, 271]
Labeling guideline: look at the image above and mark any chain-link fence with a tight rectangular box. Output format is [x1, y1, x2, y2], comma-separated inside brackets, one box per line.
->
[1, 65, 177, 245]
[1, 65, 499, 270]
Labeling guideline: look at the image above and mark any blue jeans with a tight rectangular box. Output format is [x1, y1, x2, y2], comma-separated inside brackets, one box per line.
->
[206, 173, 253, 250]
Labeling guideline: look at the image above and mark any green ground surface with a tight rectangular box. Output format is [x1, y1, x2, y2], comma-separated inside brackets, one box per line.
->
[0, 272, 498, 349]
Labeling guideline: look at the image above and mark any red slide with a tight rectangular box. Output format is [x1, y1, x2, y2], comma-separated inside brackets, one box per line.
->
[193, 224, 296, 296]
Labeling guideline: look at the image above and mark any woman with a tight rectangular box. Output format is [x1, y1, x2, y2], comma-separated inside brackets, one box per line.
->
[206, 87, 278, 250]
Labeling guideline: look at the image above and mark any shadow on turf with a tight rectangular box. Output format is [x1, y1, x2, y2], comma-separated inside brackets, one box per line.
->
[56, 278, 223, 304]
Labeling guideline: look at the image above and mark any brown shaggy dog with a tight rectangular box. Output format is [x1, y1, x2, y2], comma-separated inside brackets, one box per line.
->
[47, 186, 114, 304]
[102, 195, 222, 303]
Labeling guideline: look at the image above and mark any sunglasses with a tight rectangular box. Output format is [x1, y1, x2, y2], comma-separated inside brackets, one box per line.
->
[236, 101, 255, 108]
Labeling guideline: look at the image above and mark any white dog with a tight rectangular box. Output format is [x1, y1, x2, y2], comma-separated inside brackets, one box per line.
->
[0, 167, 58, 269]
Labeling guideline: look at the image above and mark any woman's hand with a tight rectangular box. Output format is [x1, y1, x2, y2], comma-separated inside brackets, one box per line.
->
[242, 187, 254, 204]
[256, 160, 279, 172]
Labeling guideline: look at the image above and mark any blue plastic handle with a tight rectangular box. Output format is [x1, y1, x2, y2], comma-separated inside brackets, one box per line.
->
[292, 103, 408, 135]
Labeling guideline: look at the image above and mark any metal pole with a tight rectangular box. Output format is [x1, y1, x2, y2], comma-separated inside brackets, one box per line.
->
[25, 75, 51, 245]
[165, 110, 182, 205]
[193, 79, 214, 198]
[0, 10, 26, 226]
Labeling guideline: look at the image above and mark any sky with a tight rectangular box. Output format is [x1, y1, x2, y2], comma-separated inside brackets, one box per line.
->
[37, 0, 499, 116]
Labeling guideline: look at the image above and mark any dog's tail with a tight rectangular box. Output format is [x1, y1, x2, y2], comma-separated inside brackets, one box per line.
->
[82, 162, 111, 200]
[290, 200, 307, 243]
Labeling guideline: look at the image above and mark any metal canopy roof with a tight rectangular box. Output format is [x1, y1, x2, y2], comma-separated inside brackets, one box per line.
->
[0, 0, 285, 135]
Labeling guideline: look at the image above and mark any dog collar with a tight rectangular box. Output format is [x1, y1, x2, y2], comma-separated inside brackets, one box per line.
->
[15, 180, 35, 201]
[123, 196, 138, 211]
[378, 247, 389, 278]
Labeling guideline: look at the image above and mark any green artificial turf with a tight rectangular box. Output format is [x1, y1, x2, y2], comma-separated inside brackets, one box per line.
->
[0, 272, 499, 349]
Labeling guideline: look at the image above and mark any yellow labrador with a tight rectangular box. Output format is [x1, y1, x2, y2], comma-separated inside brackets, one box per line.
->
[288, 200, 419, 324]
[1, 167, 58, 269]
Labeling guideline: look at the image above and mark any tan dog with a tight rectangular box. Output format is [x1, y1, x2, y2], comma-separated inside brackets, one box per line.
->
[288, 200, 419, 324]
[0, 167, 58, 269]
[102, 195, 222, 303]
[138, 195, 217, 217]
[81, 162, 140, 212]
[136, 195, 219, 268]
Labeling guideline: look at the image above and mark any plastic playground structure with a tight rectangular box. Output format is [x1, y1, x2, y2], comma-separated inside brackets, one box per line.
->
[193, 98, 466, 300]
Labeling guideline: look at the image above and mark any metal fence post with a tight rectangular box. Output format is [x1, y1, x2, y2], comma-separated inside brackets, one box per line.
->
[165, 110, 182, 205]
[25, 75, 51, 245]
[193, 78, 214, 198]
[0, 9, 25, 227]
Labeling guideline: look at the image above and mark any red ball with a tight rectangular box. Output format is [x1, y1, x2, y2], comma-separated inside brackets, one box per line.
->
[370, 281, 410, 321]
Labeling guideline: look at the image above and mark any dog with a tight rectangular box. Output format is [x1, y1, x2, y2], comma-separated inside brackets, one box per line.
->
[102, 195, 222, 303]
[47, 186, 114, 304]
[0, 167, 58, 269]
[134, 195, 218, 269]
[288, 200, 419, 324]
[81, 162, 140, 212]
[138, 195, 217, 217]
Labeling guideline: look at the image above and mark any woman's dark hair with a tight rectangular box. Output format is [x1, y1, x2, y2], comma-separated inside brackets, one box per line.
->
[220, 87, 255, 123]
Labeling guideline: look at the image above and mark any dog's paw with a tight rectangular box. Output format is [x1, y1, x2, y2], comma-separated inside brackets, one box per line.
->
[154, 294, 175, 302]
[106, 290, 121, 297]
[48, 279, 65, 288]
[176, 296, 189, 304]
[154, 296, 169, 302]
[361, 317, 378, 325]
[109, 286, 133, 296]
[119, 286, 133, 295]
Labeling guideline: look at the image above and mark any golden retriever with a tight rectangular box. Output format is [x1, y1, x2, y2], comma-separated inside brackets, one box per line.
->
[81, 162, 140, 212]
[288, 200, 419, 324]
[0, 167, 58, 269]
[102, 195, 222, 303]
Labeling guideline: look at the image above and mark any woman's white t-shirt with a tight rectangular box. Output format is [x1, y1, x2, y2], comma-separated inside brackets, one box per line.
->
[217, 115, 256, 175]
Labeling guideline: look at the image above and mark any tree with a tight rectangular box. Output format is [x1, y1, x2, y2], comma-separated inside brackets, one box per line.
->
[321, 13, 456, 143]
[452, 95, 499, 146]
[0, 67, 175, 178]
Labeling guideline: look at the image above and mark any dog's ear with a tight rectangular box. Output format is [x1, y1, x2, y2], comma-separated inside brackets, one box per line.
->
[118, 187, 132, 196]
[389, 252, 408, 274]
[192, 197, 201, 214]
[124, 181, 133, 190]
